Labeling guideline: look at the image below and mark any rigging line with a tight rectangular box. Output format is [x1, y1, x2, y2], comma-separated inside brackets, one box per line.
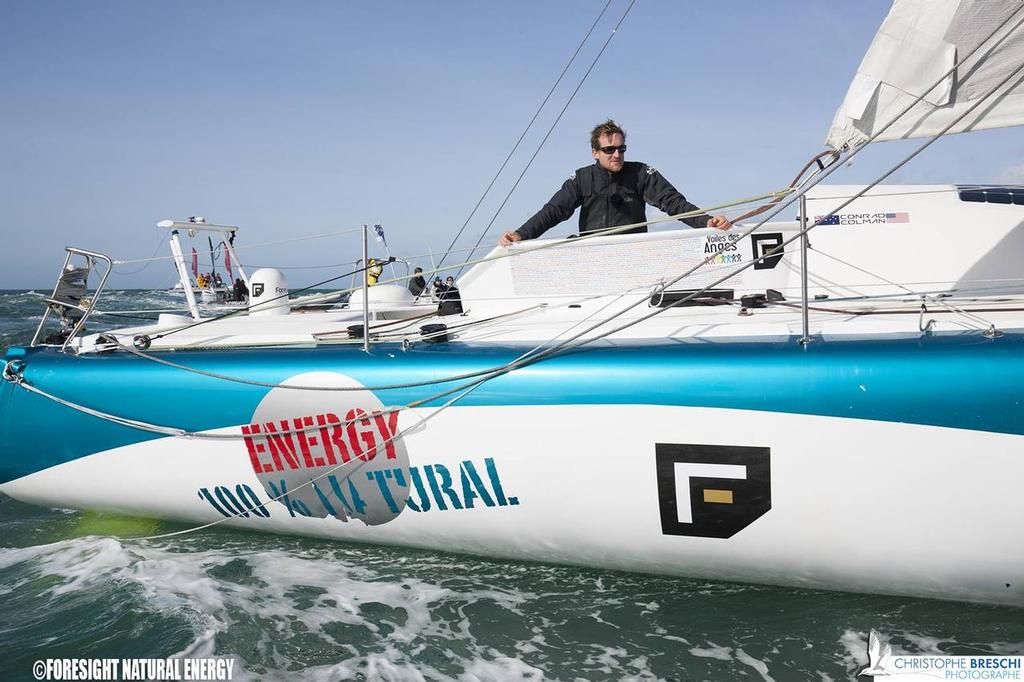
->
[809, 247, 996, 329]
[4, 363, 415, 442]
[454, 0, 639, 278]
[130, 339, 539, 541]
[227, 227, 364, 251]
[129, 394, 452, 540]
[79, 270, 663, 396]
[112, 226, 366, 265]
[312, 310, 438, 340]
[137, 262, 373, 343]
[110, 232, 167, 274]
[274, 188, 787, 314]
[434, 0, 615, 273]
[101, 282, 643, 392]
[243, 261, 359, 271]
[300, 188, 789, 301]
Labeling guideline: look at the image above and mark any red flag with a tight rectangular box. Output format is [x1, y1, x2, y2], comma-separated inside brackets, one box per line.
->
[191, 248, 198, 277]
[224, 243, 233, 280]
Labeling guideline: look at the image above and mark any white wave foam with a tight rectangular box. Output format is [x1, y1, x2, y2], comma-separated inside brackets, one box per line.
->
[735, 648, 776, 682]
[689, 643, 732, 661]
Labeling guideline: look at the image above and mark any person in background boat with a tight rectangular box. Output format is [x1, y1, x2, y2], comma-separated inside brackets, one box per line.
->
[367, 258, 383, 286]
[197, 273, 207, 289]
[408, 267, 427, 297]
[443, 276, 460, 297]
[432, 277, 445, 300]
[213, 273, 223, 288]
[439, 275, 463, 314]
[233, 278, 248, 302]
[499, 119, 731, 246]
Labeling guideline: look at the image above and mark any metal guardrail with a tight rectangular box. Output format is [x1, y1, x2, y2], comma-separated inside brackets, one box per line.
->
[31, 247, 114, 352]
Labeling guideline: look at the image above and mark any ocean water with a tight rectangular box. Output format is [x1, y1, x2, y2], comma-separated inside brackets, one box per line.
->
[1, 289, 1022, 681]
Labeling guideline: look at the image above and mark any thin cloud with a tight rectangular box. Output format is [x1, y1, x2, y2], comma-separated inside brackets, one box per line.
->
[996, 164, 1024, 184]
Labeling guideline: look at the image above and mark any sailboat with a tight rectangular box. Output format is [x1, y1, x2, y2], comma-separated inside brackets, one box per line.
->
[164, 217, 249, 310]
[2, 0, 1023, 605]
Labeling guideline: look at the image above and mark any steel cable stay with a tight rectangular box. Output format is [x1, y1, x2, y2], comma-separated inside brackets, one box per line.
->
[433, 0, 616, 273]
[111, 225, 367, 266]
[104, 0, 619, 281]
[807, 247, 1000, 331]
[286, 187, 791, 307]
[452, 0, 638, 278]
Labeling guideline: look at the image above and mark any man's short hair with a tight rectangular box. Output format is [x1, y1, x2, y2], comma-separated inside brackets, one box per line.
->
[590, 119, 626, 150]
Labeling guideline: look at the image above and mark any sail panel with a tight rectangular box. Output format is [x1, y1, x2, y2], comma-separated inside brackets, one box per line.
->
[826, 0, 1024, 149]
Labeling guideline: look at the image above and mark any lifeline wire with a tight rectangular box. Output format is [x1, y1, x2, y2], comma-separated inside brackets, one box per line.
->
[136, 260, 380, 343]
[808, 247, 997, 330]
[434, 0, 615, 273]
[112, 225, 367, 266]
[292, 187, 790, 308]
[455, 0, 638, 278]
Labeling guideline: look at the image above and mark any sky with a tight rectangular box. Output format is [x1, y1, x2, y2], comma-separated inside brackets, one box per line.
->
[2, 0, 1023, 289]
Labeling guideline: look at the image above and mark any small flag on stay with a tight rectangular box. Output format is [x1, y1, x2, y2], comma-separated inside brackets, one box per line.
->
[224, 243, 233, 280]
[373, 223, 387, 246]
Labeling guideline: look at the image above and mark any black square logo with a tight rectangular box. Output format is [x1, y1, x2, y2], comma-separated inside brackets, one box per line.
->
[656, 443, 771, 538]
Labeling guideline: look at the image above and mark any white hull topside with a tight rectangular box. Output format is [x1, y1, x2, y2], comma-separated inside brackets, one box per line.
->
[3, 403, 1021, 606]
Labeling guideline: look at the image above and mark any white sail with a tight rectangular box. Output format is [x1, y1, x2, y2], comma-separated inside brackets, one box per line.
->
[826, 0, 1024, 150]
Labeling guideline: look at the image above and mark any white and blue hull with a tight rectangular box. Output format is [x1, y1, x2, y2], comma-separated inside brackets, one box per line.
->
[3, 335, 1022, 606]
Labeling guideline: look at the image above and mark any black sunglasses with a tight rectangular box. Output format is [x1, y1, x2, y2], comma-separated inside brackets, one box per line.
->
[597, 144, 627, 155]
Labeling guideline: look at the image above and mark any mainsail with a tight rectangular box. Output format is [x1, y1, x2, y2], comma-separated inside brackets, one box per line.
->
[826, 0, 1024, 149]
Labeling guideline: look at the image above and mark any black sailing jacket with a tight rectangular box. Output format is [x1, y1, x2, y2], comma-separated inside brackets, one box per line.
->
[514, 160, 710, 240]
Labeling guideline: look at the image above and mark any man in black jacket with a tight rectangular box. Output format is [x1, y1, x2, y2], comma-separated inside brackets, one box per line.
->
[499, 120, 730, 246]
[408, 267, 427, 297]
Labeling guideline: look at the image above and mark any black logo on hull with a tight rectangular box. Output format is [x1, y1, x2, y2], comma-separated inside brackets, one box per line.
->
[750, 233, 784, 270]
[655, 443, 771, 538]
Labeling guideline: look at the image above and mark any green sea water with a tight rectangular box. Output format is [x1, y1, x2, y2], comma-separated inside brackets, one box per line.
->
[1, 290, 1022, 681]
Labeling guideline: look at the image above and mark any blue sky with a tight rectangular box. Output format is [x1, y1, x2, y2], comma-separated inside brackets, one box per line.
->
[2, 1, 1022, 289]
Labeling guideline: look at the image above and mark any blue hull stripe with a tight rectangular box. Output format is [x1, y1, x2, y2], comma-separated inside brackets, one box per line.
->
[2, 332, 1023, 483]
